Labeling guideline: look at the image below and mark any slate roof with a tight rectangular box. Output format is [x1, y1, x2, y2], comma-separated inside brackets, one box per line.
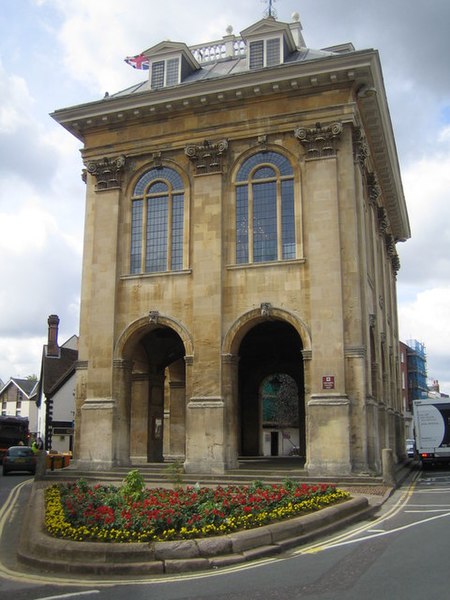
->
[2, 377, 37, 398]
[111, 46, 345, 99]
[40, 347, 78, 397]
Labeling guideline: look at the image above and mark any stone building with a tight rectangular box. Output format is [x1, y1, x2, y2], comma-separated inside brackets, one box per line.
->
[52, 14, 410, 476]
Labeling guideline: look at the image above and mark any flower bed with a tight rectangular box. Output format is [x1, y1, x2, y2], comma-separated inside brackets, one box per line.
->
[45, 471, 350, 544]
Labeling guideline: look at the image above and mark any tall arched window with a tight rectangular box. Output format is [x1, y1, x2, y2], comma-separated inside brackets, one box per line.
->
[130, 167, 184, 274]
[235, 151, 295, 264]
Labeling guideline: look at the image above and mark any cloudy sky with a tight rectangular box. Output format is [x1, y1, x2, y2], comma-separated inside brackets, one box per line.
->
[1, 0, 449, 393]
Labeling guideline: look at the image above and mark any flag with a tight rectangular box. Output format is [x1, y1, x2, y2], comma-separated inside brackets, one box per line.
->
[124, 53, 149, 70]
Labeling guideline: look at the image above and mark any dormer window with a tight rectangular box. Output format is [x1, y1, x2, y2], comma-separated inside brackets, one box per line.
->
[241, 17, 297, 71]
[134, 41, 200, 90]
[151, 57, 180, 89]
[249, 37, 281, 69]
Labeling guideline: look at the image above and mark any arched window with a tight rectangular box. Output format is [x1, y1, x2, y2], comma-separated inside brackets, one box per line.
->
[235, 151, 295, 264]
[130, 167, 184, 274]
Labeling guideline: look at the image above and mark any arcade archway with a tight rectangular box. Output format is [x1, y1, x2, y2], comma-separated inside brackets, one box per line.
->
[125, 325, 187, 463]
[238, 320, 305, 459]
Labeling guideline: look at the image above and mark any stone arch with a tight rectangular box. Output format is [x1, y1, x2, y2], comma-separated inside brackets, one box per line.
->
[222, 305, 311, 357]
[124, 158, 191, 198]
[115, 312, 194, 361]
[229, 143, 300, 183]
[113, 313, 193, 464]
[223, 306, 310, 459]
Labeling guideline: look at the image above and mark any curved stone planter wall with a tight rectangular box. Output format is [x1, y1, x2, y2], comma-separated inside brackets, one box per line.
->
[18, 484, 371, 576]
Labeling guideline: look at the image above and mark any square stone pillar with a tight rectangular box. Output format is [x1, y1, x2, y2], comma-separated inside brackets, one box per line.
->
[183, 150, 227, 474]
[76, 165, 124, 469]
[297, 123, 351, 475]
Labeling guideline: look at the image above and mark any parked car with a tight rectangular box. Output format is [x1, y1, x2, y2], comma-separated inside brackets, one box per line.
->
[2, 446, 36, 475]
[406, 438, 416, 458]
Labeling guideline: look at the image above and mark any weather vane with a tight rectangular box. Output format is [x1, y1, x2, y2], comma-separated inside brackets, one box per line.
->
[263, 0, 277, 18]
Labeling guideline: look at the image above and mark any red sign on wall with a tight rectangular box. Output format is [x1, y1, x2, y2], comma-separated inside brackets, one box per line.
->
[322, 376, 335, 390]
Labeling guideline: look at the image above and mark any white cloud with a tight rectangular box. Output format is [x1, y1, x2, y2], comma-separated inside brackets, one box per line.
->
[399, 287, 450, 394]
[0, 337, 45, 380]
[0, 59, 35, 134]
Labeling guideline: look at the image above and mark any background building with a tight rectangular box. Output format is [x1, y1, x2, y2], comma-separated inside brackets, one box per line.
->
[0, 377, 38, 435]
[52, 14, 410, 476]
[36, 315, 78, 453]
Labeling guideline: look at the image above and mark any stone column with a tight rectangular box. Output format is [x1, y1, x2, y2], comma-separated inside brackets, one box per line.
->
[295, 123, 351, 476]
[130, 373, 150, 463]
[166, 381, 186, 461]
[112, 358, 132, 466]
[147, 371, 165, 462]
[222, 353, 240, 469]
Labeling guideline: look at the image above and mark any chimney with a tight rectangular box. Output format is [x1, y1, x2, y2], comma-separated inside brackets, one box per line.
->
[47, 314, 60, 357]
[431, 380, 440, 393]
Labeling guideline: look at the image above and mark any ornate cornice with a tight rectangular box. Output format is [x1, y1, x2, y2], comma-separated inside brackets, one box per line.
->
[185, 139, 228, 174]
[294, 121, 343, 158]
[85, 155, 126, 190]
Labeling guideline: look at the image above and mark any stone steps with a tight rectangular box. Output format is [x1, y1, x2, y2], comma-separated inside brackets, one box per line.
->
[41, 457, 387, 488]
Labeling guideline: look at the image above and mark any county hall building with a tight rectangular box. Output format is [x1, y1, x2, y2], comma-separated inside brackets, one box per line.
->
[52, 13, 410, 476]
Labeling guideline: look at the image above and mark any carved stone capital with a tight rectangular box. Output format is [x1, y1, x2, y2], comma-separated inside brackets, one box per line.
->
[391, 253, 400, 273]
[385, 233, 396, 258]
[301, 349, 312, 361]
[85, 155, 126, 190]
[113, 359, 133, 371]
[367, 172, 381, 206]
[185, 139, 228, 174]
[378, 206, 389, 235]
[352, 127, 369, 169]
[222, 353, 239, 366]
[294, 121, 343, 158]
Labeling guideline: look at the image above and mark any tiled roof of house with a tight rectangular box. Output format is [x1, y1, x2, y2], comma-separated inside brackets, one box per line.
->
[41, 347, 78, 397]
